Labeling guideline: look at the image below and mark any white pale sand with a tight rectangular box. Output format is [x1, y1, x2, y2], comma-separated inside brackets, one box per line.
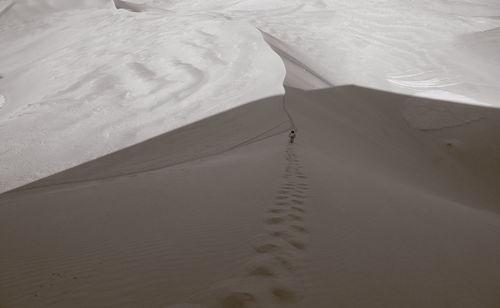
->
[2, 0, 500, 193]
[0, 0, 286, 193]
[1, 84, 500, 307]
[2, 1, 500, 307]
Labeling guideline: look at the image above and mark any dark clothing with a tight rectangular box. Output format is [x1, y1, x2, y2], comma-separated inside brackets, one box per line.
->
[289, 131, 296, 143]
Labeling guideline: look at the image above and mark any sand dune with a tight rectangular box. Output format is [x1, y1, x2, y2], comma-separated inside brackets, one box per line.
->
[3, 0, 500, 192]
[2, 85, 500, 307]
[0, 3, 285, 192]
[2, 1, 500, 307]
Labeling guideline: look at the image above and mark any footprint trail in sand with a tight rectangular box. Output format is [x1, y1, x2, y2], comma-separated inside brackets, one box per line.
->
[172, 142, 309, 308]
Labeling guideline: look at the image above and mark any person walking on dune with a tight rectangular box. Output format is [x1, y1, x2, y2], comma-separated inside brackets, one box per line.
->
[289, 130, 296, 144]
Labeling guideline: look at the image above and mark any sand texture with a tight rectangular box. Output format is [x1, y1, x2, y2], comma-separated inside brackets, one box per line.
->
[2, 86, 500, 307]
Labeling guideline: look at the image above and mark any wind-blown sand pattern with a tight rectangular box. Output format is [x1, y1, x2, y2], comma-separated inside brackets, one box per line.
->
[0, 1, 286, 193]
[2, 85, 500, 307]
[2, 1, 500, 307]
[171, 144, 310, 308]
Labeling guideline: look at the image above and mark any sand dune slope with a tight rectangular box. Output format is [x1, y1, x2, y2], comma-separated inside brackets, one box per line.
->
[0, 4, 285, 193]
[284, 86, 500, 307]
[1, 86, 500, 307]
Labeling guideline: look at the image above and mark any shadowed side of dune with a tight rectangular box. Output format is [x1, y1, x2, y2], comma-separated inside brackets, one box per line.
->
[283, 85, 500, 308]
[285, 85, 500, 211]
[113, 0, 143, 12]
[0, 94, 293, 308]
[2, 85, 500, 307]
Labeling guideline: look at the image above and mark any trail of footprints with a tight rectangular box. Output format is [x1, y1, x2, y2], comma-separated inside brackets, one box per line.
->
[186, 145, 309, 308]
[261, 145, 309, 266]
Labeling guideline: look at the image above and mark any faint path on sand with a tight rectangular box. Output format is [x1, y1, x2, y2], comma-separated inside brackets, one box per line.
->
[166, 82, 309, 307]
[168, 141, 310, 308]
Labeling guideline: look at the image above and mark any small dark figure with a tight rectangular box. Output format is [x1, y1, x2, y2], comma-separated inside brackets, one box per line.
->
[289, 130, 296, 143]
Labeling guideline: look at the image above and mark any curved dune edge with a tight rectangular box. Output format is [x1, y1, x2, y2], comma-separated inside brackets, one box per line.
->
[1, 85, 500, 307]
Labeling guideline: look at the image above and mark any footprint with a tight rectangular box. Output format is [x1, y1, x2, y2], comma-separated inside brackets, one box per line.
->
[248, 265, 275, 277]
[272, 287, 296, 303]
[288, 214, 303, 221]
[269, 231, 287, 238]
[269, 209, 285, 214]
[290, 225, 307, 233]
[254, 243, 279, 253]
[275, 256, 294, 271]
[220, 292, 256, 308]
[177, 145, 309, 308]
[291, 206, 305, 213]
[288, 240, 306, 250]
[265, 217, 284, 225]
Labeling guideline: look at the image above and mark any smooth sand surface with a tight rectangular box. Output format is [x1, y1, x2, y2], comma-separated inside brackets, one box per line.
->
[2, 85, 500, 307]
